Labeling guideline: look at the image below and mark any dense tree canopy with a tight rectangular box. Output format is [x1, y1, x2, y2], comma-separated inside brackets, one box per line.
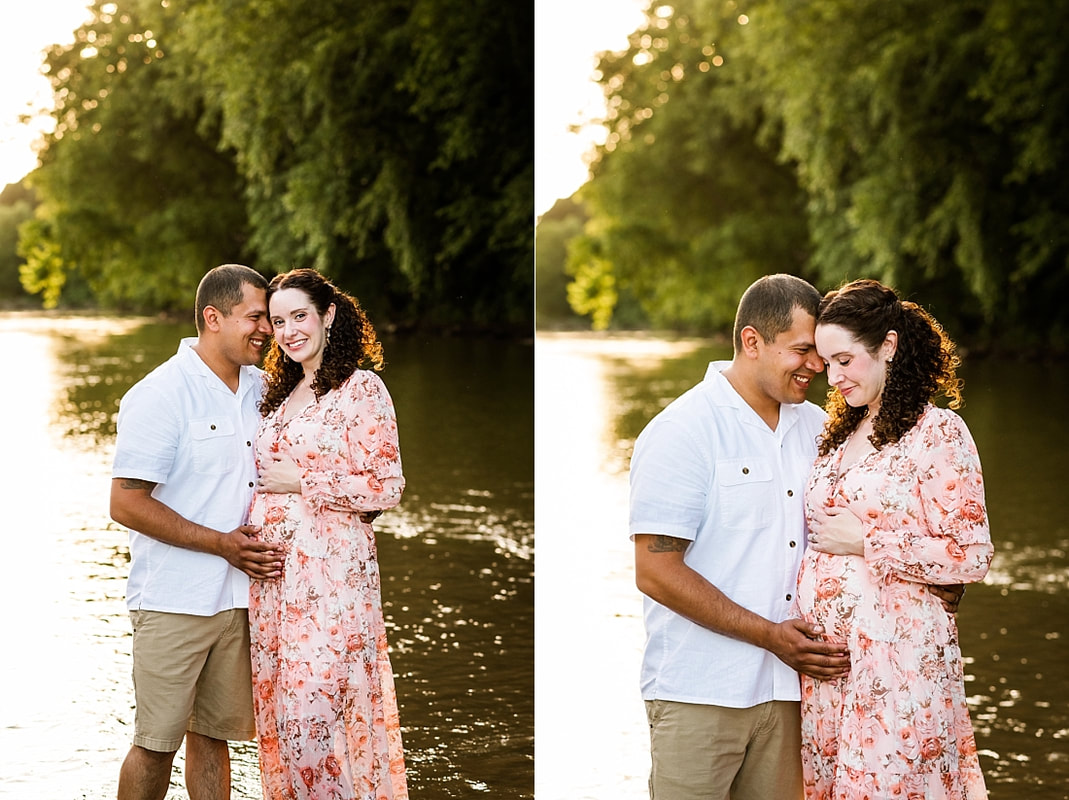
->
[22, 0, 533, 330]
[568, 0, 1069, 349]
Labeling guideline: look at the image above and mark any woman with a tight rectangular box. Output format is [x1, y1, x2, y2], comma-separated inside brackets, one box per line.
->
[796, 279, 993, 800]
[248, 268, 408, 799]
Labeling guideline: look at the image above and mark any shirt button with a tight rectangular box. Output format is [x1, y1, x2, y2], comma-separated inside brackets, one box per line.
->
[247, 441, 252, 446]
[248, 481, 254, 488]
[787, 489, 794, 497]
[786, 593, 793, 601]
[789, 541, 796, 548]
[210, 424, 217, 430]
[742, 467, 750, 475]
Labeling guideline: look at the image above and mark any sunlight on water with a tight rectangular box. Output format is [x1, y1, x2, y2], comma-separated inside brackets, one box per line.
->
[535, 333, 710, 800]
[0, 326, 132, 798]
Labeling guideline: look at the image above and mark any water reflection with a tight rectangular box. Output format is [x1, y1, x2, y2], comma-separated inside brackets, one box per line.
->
[0, 314, 532, 799]
[535, 332, 1069, 800]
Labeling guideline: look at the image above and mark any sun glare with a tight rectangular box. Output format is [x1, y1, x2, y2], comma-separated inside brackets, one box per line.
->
[0, 1, 94, 188]
[535, 0, 648, 217]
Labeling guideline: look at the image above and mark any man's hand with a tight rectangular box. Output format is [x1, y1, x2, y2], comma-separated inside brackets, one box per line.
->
[218, 524, 284, 580]
[766, 619, 851, 680]
[928, 583, 965, 614]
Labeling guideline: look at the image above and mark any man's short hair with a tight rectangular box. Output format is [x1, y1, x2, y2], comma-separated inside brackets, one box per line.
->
[733, 274, 821, 352]
[194, 264, 269, 333]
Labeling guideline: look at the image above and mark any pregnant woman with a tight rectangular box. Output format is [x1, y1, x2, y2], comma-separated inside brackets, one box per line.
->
[797, 279, 993, 800]
[249, 268, 408, 799]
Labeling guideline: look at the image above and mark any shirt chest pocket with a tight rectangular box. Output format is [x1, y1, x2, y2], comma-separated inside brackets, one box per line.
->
[189, 418, 237, 475]
[716, 458, 774, 530]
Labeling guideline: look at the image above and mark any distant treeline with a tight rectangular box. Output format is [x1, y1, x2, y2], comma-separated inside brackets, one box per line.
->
[17, 0, 532, 332]
[541, 0, 1069, 353]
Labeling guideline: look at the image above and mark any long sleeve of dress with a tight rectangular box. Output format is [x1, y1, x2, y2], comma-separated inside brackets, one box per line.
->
[299, 371, 405, 515]
[865, 408, 993, 585]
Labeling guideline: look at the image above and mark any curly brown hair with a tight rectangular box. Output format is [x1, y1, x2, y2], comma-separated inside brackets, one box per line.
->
[259, 269, 384, 417]
[817, 279, 962, 457]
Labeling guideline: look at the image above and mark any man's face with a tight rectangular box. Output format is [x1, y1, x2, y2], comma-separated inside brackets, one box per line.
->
[215, 283, 272, 367]
[752, 307, 824, 406]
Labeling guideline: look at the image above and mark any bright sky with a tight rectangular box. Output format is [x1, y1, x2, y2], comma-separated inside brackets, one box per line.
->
[0, 0, 94, 188]
[535, 0, 647, 217]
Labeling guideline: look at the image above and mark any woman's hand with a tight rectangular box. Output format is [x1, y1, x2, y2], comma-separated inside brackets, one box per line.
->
[256, 454, 302, 494]
[808, 506, 865, 556]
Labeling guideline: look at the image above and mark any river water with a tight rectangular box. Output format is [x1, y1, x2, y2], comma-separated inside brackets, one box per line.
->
[535, 332, 1069, 800]
[0, 313, 533, 799]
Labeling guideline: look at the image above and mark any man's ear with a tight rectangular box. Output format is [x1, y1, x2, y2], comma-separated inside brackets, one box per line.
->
[201, 305, 223, 332]
[739, 325, 762, 359]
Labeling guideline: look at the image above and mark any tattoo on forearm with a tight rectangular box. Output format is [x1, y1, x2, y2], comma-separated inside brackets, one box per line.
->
[646, 535, 688, 553]
[119, 478, 156, 490]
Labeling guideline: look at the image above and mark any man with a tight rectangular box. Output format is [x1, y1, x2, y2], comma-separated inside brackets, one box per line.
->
[630, 274, 848, 799]
[111, 264, 284, 800]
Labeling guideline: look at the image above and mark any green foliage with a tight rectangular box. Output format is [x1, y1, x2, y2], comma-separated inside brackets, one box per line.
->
[24, 0, 250, 310]
[572, 0, 813, 331]
[536, 198, 587, 327]
[577, 0, 1069, 348]
[23, 0, 532, 330]
[0, 182, 37, 303]
[536, 215, 584, 327]
[751, 0, 1005, 329]
[179, 0, 532, 328]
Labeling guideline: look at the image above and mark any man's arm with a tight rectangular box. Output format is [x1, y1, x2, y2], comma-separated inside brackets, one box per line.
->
[110, 478, 283, 580]
[634, 533, 850, 680]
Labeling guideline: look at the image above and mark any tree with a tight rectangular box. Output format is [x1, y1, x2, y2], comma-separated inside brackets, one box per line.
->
[536, 197, 590, 328]
[0, 183, 36, 304]
[180, 0, 532, 327]
[751, 0, 1009, 339]
[25, 0, 249, 310]
[568, 0, 813, 330]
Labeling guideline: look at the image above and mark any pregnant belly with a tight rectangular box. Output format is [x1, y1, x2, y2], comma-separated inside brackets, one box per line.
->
[249, 494, 298, 549]
[796, 553, 872, 645]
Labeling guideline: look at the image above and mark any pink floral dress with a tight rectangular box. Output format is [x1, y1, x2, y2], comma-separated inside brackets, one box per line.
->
[795, 405, 993, 800]
[248, 370, 408, 800]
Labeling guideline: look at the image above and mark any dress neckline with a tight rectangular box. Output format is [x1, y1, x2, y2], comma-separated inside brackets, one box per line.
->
[831, 427, 878, 484]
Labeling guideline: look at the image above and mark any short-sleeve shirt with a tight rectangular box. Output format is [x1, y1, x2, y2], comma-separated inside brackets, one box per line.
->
[629, 361, 826, 707]
[112, 338, 263, 615]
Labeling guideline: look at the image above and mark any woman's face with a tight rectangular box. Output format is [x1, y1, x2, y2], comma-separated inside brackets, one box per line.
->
[816, 323, 895, 413]
[269, 287, 335, 372]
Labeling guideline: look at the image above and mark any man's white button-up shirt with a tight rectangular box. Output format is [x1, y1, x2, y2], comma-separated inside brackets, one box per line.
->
[113, 338, 263, 616]
[629, 361, 826, 707]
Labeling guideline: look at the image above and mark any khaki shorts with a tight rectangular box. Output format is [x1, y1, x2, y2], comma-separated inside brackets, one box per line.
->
[129, 608, 255, 752]
[645, 699, 802, 800]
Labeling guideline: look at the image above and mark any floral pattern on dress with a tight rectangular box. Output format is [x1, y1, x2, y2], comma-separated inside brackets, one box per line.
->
[248, 370, 407, 800]
[795, 405, 993, 800]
